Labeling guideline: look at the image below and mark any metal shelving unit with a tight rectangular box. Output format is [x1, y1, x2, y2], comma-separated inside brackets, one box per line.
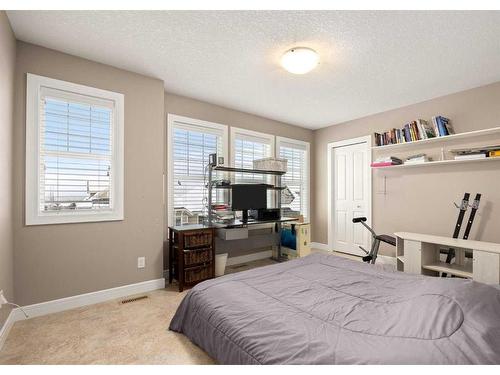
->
[206, 154, 289, 261]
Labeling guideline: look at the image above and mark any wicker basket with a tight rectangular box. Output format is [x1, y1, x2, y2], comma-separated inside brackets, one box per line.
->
[184, 248, 213, 266]
[253, 157, 288, 172]
[183, 231, 212, 248]
[184, 264, 212, 283]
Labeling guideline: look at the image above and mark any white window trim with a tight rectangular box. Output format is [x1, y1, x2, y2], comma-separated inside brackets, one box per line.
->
[25, 73, 124, 225]
[229, 127, 275, 167]
[167, 114, 229, 227]
[276, 136, 311, 220]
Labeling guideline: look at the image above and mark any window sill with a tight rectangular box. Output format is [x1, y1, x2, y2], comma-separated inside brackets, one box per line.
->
[26, 211, 124, 226]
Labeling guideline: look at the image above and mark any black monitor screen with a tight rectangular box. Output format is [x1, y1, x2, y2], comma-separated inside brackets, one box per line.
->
[231, 184, 267, 211]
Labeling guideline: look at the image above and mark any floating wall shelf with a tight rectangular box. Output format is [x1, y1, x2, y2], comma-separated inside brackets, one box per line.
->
[372, 155, 500, 170]
[372, 126, 500, 151]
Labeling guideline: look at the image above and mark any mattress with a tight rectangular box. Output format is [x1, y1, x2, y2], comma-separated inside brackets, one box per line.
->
[169, 253, 500, 364]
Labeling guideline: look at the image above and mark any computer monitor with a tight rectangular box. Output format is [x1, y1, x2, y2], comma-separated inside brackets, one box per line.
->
[231, 184, 267, 222]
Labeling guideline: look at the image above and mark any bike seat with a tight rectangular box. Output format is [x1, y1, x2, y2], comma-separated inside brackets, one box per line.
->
[376, 234, 396, 246]
[352, 217, 367, 223]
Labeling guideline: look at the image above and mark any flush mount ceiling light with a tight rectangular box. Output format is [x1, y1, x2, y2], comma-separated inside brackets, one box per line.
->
[280, 47, 320, 74]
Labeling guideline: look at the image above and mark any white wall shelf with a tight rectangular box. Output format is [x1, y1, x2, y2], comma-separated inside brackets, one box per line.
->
[372, 155, 500, 170]
[372, 126, 500, 151]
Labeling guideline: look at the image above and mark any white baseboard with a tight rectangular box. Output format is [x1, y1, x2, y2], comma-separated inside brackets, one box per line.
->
[0, 308, 16, 351]
[310, 242, 331, 251]
[226, 250, 273, 266]
[10, 278, 165, 323]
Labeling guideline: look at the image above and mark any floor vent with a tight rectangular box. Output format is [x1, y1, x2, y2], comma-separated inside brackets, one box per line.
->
[121, 295, 148, 304]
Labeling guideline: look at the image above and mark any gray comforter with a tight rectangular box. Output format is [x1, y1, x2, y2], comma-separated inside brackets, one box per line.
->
[169, 253, 500, 364]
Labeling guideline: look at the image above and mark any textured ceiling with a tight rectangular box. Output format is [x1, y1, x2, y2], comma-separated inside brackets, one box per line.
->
[7, 10, 500, 129]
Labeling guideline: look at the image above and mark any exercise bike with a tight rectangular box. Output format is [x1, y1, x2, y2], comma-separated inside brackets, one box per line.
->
[352, 217, 396, 264]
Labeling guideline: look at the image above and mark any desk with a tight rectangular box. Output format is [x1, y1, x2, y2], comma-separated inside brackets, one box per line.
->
[395, 232, 500, 284]
[168, 219, 298, 291]
[212, 217, 298, 228]
[213, 217, 297, 261]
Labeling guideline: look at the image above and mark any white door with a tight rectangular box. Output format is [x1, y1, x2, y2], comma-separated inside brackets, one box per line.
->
[332, 142, 370, 256]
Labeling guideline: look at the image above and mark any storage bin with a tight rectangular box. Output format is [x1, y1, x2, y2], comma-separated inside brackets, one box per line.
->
[281, 223, 311, 259]
[183, 231, 212, 248]
[253, 157, 288, 172]
[184, 247, 213, 266]
[184, 264, 212, 283]
[215, 253, 228, 277]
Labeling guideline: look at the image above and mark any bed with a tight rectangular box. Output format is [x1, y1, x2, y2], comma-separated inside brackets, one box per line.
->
[169, 253, 500, 364]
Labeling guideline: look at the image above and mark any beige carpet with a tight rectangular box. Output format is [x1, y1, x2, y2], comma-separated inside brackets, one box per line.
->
[0, 250, 363, 364]
[0, 258, 282, 365]
[0, 286, 214, 365]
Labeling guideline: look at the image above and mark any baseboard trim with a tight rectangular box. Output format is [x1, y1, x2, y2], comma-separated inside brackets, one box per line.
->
[10, 278, 165, 323]
[226, 250, 272, 266]
[310, 242, 331, 251]
[0, 308, 16, 351]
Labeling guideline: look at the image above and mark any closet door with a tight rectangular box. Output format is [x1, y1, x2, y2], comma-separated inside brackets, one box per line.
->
[332, 142, 369, 256]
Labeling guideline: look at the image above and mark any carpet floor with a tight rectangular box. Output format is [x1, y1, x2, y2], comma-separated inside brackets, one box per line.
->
[0, 251, 372, 364]
[0, 258, 282, 364]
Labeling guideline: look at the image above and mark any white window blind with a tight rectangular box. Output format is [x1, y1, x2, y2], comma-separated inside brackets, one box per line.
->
[232, 130, 273, 183]
[40, 90, 114, 212]
[170, 118, 227, 226]
[26, 74, 124, 225]
[278, 139, 310, 219]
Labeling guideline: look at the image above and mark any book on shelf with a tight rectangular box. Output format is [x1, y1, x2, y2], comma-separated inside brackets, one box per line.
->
[404, 153, 430, 164]
[371, 162, 397, 167]
[450, 144, 499, 161]
[431, 116, 454, 137]
[451, 144, 500, 155]
[418, 119, 436, 139]
[374, 118, 443, 146]
[371, 156, 403, 167]
[454, 153, 487, 160]
[374, 156, 403, 163]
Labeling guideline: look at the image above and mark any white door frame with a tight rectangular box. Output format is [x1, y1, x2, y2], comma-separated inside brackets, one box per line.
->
[327, 135, 372, 252]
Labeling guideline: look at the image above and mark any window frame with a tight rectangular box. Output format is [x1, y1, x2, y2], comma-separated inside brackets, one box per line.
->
[25, 73, 124, 225]
[276, 136, 311, 220]
[167, 114, 229, 227]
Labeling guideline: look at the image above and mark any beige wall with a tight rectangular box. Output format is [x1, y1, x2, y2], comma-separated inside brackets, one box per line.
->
[0, 11, 16, 330]
[13, 42, 165, 306]
[313, 81, 500, 256]
[165, 93, 313, 143]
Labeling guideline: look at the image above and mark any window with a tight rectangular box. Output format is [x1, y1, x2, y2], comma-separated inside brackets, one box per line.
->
[230, 127, 274, 183]
[26, 74, 124, 225]
[168, 115, 228, 226]
[277, 137, 310, 220]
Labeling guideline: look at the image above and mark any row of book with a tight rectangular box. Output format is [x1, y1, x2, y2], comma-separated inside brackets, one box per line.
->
[370, 156, 403, 168]
[374, 116, 454, 146]
[404, 154, 431, 165]
[370, 147, 500, 168]
[453, 145, 500, 160]
[371, 154, 431, 168]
